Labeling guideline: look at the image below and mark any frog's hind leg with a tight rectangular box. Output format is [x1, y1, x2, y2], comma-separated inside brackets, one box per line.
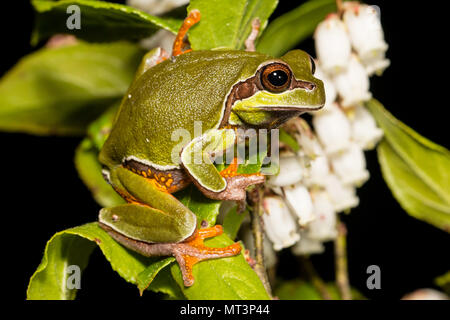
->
[172, 9, 201, 56]
[101, 222, 240, 287]
[99, 167, 241, 286]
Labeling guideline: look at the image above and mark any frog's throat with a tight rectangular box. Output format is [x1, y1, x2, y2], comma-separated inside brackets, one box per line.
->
[219, 68, 317, 128]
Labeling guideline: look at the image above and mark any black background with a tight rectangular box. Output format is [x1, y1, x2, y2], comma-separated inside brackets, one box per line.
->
[1, 0, 448, 301]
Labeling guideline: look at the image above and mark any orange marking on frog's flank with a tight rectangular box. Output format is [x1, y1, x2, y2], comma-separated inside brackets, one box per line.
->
[172, 10, 201, 57]
[178, 225, 242, 287]
[142, 171, 147, 178]
[220, 157, 264, 178]
[220, 157, 239, 178]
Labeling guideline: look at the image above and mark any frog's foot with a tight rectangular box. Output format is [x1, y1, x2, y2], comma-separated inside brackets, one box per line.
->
[245, 18, 261, 52]
[99, 223, 241, 287]
[172, 9, 201, 57]
[174, 225, 241, 286]
[211, 157, 266, 201]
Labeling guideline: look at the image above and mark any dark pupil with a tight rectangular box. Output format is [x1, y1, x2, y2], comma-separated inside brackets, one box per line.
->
[267, 70, 288, 87]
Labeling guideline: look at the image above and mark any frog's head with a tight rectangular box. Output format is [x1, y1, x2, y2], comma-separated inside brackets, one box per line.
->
[227, 50, 325, 128]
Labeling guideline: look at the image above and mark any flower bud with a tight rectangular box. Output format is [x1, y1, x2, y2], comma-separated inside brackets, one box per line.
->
[312, 102, 351, 155]
[351, 105, 383, 150]
[283, 184, 315, 226]
[333, 54, 372, 108]
[330, 143, 369, 186]
[314, 14, 352, 75]
[343, 4, 390, 75]
[323, 174, 359, 212]
[262, 196, 300, 251]
[401, 289, 449, 300]
[267, 154, 304, 187]
[305, 191, 337, 241]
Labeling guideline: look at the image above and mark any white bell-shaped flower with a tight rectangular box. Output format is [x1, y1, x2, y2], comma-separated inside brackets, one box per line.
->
[305, 191, 337, 241]
[262, 196, 300, 251]
[343, 4, 390, 76]
[364, 58, 391, 77]
[127, 0, 189, 15]
[333, 54, 372, 108]
[351, 105, 383, 150]
[312, 102, 351, 155]
[305, 154, 330, 187]
[267, 154, 304, 187]
[323, 173, 359, 212]
[291, 232, 325, 255]
[330, 143, 369, 186]
[311, 63, 337, 114]
[294, 128, 331, 187]
[283, 184, 315, 226]
[314, 14, 352, 75]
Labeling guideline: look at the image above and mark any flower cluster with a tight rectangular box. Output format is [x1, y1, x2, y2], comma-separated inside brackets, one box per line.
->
[262, 2, 387, 257]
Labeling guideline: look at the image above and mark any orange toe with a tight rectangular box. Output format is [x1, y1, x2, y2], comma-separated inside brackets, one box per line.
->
[174, 225, 242, 286]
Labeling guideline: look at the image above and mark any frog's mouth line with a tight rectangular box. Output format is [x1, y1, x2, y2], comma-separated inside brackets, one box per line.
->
[257, 105, 323, 112]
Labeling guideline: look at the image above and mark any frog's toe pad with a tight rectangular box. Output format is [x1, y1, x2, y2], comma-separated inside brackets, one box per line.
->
[174, 225, 241, 286]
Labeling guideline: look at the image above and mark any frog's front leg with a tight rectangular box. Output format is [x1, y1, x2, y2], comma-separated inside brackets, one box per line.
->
[180, 129, 265, 201]
[98, 167, 241, 286]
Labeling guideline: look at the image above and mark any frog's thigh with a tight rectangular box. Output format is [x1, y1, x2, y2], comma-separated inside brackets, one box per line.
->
[180, 129, 236, 193]
[102, 167, 197, 242]
[99, 203, 192, 243]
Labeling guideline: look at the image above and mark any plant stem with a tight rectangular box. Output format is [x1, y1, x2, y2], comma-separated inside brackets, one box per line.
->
[299, 256, 332, 300]
[334, 220, 352, 300]
[249, 186, 273, 298]
[336, 0, 344, 14]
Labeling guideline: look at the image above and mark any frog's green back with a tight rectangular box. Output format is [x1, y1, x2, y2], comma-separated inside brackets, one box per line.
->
[100, 50, 272, 169]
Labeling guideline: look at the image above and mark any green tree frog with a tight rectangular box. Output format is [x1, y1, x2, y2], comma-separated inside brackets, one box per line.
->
[98, 10, 325, 286]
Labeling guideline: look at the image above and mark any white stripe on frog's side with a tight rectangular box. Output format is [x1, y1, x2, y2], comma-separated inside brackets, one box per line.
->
[124, 155, 181, 171]
[102, 168, 111, 184]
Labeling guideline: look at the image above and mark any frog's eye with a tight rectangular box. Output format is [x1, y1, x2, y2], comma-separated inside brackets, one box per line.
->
[261, 63, 292, 93]
[309, 55, 316, 75]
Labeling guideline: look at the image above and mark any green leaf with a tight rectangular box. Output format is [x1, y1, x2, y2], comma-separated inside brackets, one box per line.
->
[146, 267, 186, 299]
[434, 271, 450, 295]
[0, 41, 144, 135]
[31, 0, 182, 44]
[187, 0, 278, 50]
[367, 99, 450, 232]
[257, 0, 338, 56]
[223, 205, 248, 240]
[75, 138, 125, 208]
[137, 257, 176, 295]
[237, 141, 269, 174]
[275, 280, 365, 300]
[170, 234, 270, 299]
[175, 185, 222, 227]
[279, 127, 300, 152]
[86, 102, 119, 150]
[27, 222, 154, 300]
